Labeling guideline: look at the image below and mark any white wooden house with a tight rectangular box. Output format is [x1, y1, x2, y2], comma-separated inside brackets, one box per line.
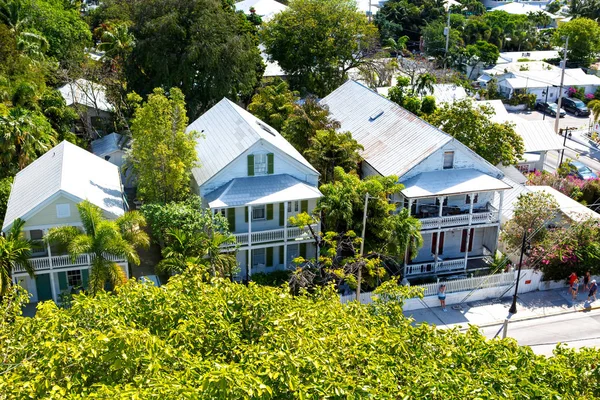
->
[321, 81, 512, 278]
[186, 99, 321, 280]
[2, 141, 128, 303]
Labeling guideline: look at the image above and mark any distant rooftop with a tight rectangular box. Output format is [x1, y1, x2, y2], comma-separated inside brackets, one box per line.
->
[58, 79, 113, 112]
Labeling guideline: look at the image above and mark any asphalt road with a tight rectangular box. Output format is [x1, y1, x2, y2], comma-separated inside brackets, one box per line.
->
[480, 308, 600, 356]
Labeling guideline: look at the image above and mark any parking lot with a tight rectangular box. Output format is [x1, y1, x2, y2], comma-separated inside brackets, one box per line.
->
[508, 109, 592, 131]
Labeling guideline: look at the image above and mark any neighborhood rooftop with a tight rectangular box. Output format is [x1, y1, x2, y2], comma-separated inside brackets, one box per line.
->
[2, 141, 125, 231]
[58, 78, 113, 112]
[90, 133, 128, 158]
[187, 98, 317, 187]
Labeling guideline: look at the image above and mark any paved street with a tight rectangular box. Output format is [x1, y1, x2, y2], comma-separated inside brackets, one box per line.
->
[480, 310, 600, 356]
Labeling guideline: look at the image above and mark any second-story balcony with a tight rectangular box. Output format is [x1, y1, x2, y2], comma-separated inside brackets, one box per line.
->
[416, 203, 499, 230]
[13, 253, 127, 274]
[223, 224, 318, 248]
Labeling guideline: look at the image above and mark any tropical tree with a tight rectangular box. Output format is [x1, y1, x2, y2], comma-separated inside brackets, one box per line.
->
[129, 87, 199, 203]
[46, 201, 149, 295]
[555, 18, 600, 67]
[415, 72, 436, 97]
[247, 78, 298, 132]
[589, 99, 600, 122]
[156, 229, 204, 275]
[305, 129, 363, 183]
[0, 218, 32, 297]
[383, 35, 409, 56]
[98, 23, 135, 66]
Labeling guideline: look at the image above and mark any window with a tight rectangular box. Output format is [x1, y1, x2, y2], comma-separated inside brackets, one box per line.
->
[460, 228, 475, 252]
[253, 248, 266, 266]
[67, 270, 82, 287]
[214, 208, 225, 217]
[29, 230, 45, 255]
[431, 232, 444, 255]
[443, 151, 454, 169]
[252, 205, 266, 220]
[104, 155, 111, 161]
[254, 154, 268, 175]
[465, 194, 478, 204]
[287, 201, 299, 213]
[56, 204, 71, 218]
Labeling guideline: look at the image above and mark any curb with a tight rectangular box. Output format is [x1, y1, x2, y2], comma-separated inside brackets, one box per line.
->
[455, 303, 600, 331]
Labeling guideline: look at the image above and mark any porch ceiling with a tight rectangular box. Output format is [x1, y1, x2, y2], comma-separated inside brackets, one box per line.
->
[205, 174, 321, 208]
[401, 168, 512, 199]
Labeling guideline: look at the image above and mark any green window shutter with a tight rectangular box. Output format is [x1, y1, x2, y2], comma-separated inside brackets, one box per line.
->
[247, 154, 255, 176]
[245, 206, 248, 223]
[301, 200, 308, 213]
[58, 272, 67, 291]
[81, 269, 89, 289]
[227, 208, 236, 232]
[266, 204, 274, 220]
[279, 245, 284, 265]
[300, 243, 307, 259]
[279, 203, 285, 226]
[266, 247, 274, 267]
[267, 153, 274, 174]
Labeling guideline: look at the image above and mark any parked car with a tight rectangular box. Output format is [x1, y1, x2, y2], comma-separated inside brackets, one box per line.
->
[568, 160, 597, 180]
[139, 275, 162, 287]
[561, 97, 590, 117]
[535, 102, 566, 118]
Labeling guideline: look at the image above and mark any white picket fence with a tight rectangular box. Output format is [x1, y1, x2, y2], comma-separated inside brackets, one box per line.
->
[340, 271, 517, 305]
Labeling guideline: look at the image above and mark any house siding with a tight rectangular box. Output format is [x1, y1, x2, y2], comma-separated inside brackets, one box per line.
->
[229, 199, 318, 234]
[235, 242, 317, 278]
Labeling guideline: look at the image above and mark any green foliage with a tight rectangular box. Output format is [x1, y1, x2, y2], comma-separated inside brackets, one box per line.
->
[546, 0, 561, 14]
[2, 273, 600, 397]
[129, 87, 199, 203]
[262, 0, 379, 96]
[425, 98, 525, 165]
[466, 40, 499, 66]
[247, 78, 298, 132]
[420, 95, 437, 114]
[555, 18, 600, 67]
[251, 270, 291, 287]
[375, 0, 445, 42]
[0, 218, 32, 296]
[0, 176, 12, 229]
[508, 93, 537, 109]
[46, 201, 149, 295]
[122, 0, 262, 119]
[304, 129, 363, 183]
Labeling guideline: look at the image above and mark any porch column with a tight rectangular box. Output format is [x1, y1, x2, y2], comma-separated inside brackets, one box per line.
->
[247, 205, 252, 281]
[407, 199, 413, 216]
[438, 196, 444, 217]
[283, 201, 288, 268]
[45, 228, 53, 269]
[49, 272, 58, 303]
[468, 193, 475, 225]
[495, 190, 505, 254]
[434, 196, 444, 271]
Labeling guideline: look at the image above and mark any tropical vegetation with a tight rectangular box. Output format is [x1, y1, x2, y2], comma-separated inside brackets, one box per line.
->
[0, 218, 32, 297]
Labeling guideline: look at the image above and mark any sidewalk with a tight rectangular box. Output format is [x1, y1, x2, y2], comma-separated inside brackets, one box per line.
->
[404, 287, 600, 330]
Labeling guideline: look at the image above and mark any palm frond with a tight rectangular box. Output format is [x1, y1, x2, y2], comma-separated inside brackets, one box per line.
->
[76, 200, 104, 236]
[45, 225, 80, 247]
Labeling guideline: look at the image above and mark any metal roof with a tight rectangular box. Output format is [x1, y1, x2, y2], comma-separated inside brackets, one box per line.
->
[234, 0, 287, 20]
[204, 174, 322, 208]
[3, 141, 125, 231]
[494, 174, 531, 223]
[187, 98, 317, 187]
[511, 120, 564, 152]
[58, 79, 113, 112]
[400, 168, 512, 199]
[91, 133, 128, 158]
[426, 84, 468, 104]
[529, 186, 600, 222]
[320, 80, 454, 178]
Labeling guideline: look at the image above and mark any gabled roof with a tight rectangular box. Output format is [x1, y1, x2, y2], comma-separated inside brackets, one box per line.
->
[400, 169, 511, 198]
[205, 174, 322, 208]
[58, 79, 113, 112]
[91, 133, 128, 158]
[529, 186, 600, 222]
[187, 98, 317, 187]
[491, 2, 557, 17]
[234, 0, 287, 20]
[320, 80, 454, 177]
[2, 141, 125, 231]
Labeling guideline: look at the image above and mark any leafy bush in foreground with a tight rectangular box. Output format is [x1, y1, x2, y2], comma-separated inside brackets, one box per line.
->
[0, 272, 598, 398]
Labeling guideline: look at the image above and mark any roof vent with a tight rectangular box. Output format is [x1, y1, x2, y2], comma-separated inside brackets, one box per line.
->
[369, 110, 384, 121]
[256, 121, 276, 136]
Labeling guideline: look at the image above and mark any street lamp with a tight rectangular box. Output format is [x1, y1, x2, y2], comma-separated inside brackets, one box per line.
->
[541, 85, 556, 121]
[500, 230, 530, 338]
[558, 127, 573, 167]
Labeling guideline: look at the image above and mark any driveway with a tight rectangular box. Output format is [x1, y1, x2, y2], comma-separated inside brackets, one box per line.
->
[508, 109, 592, 131]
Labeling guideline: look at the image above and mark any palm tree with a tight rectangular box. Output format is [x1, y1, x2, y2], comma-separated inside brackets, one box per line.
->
[201, 232, 238, 280]
[415, 73, 437, 98]
[156, 229, 204, 276]
[0, 218, 33, 297]
[383, 36, 409, 57]
[0, 0, 28, 33]
[589, 100, 600, 123]
[46, 201, 149, 295]
[97, 24, 135, 64]
[387, 209, 423, 262]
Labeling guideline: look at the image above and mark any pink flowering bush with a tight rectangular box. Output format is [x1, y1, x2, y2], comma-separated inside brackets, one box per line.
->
[567, 87, 577, 97]
[586, 93, 595, 101]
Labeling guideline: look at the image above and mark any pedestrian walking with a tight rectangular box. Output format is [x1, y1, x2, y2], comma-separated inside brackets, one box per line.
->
[571, 278, 579, 301]
[569, 272, 577, 294]
[587, 280, 598, 302]
[438, 284, 447, 312]
[584, 271, 591, 291]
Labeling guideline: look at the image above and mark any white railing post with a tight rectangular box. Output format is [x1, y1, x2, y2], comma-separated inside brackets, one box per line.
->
[284, 201, 288, 268]
[49, 272, 58, 303]
[247, 205, 252, 280]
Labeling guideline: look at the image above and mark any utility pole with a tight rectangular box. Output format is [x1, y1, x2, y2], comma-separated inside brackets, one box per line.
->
[559, 127, 571, 167]
[554, 36, 569, 134]
[356, 193, 369, 301]
[443, 8, 451, 73]
[502, 230, 528, 338]
[368, 0, 372, 22]
[542, 86, 549, 121]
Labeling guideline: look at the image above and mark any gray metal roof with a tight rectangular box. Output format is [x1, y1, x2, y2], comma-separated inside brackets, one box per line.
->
[511, 120, 564, 153]
[2, 141, 125, 231]
[493, 174, 531, 224]
[187, 98, 317, 187]
[320, 80, 453, 178]
[58, 79, 113, 112]
[204, 174, 322, 208]
[91, 133, 128, 157]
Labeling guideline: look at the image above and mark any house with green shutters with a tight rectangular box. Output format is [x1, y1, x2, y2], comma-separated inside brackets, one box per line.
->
[2, 141, 128, 303]
[186, 99, 322, 280]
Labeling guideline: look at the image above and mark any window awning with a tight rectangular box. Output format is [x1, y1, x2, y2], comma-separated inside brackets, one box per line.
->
[401, 169, 512, 199]
[204, 174, 322, 208]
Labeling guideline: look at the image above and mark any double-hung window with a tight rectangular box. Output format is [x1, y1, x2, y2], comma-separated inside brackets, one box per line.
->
[253, 248, 266, 266]
[254, 154, 268, 175]
[443, 151, 454, 169]
[67, 270, 82, 287]
[287, 201, 299, 213]
[252, 205, 266, 220]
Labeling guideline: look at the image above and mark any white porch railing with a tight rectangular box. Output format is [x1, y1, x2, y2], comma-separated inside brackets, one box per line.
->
[418, 207, 499, 231]
[13, 253, 127, 274]
[225, 224, 318, 248]
[404, 258, 467, 277]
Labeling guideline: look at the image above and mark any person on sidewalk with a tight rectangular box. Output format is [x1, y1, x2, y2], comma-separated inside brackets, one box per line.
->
[438, 284, 447, 312]
[587, 280, 597, 302]
[571, 278, 579, 301]
[569, 272, 577, 294]
[584, 271, 591, 291]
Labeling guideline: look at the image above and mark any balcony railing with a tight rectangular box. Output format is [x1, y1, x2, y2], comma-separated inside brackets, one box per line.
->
[418, 203, 499, 230]
[405, 258, 466, 277]
[224, 224, 319, 248]
[13, 253, 127, 274]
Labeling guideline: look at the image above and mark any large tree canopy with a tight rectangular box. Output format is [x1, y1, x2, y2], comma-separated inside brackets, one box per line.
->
[1, 274, 600, 397]
[555, 18, 600, 67]
[262, 0, 379, 96]
[425, 99, 525, 166]
[124, 0, 263, 119]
